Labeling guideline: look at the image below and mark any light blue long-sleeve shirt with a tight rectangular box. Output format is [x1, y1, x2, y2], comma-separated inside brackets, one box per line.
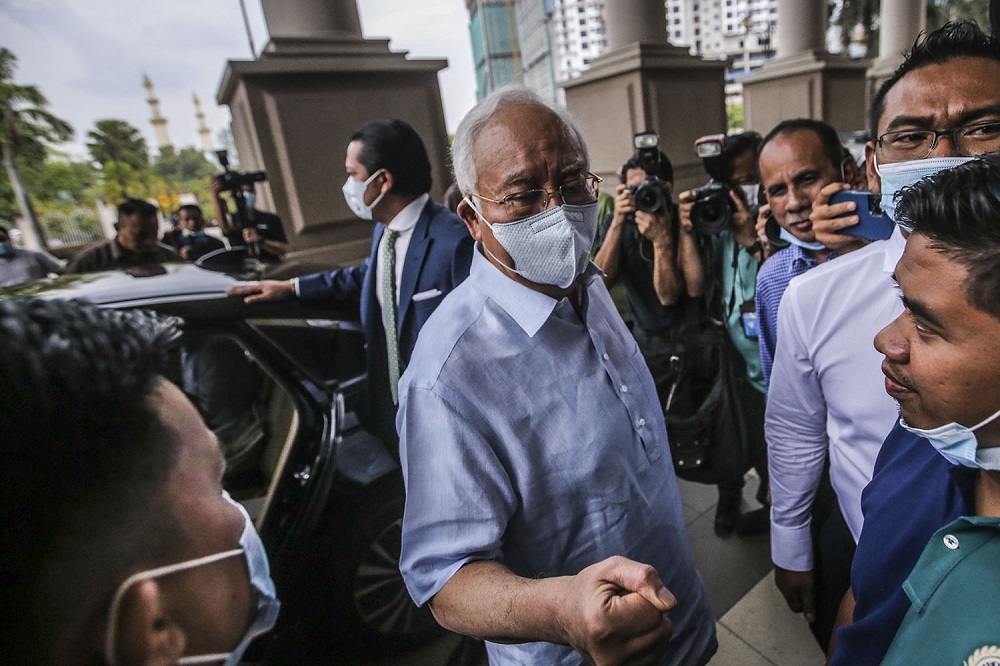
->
[397, 248, 716, 666]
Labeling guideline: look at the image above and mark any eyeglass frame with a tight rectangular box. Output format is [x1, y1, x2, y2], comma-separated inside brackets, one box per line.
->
[468, 173, 603, 212]
[876, 120, 1000, 160]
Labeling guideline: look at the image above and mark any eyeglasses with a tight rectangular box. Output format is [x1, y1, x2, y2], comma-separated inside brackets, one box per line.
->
[470, 173, 602, 218]
[877, 121, 1000, 161]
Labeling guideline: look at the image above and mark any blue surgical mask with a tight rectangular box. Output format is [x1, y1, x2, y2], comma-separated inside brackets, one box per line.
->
[874, 153, 974, 229]
[342, 169, 385, 221]
[467, 199, 598, 289]
[104, 494, 280, 666]
[778, 227, 826, 251]
[0, 241, 14, 257]
[243, 192, 256, 210]
[900, 406, 1000, 470]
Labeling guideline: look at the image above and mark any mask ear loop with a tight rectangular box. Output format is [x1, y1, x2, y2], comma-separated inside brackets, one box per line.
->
[104, 549, 244, 665]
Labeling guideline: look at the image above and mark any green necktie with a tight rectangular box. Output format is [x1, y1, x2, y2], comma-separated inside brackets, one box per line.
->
[380, 229, 401, 405]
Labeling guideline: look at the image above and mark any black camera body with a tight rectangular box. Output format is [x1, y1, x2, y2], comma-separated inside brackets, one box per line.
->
[215, 149, 266, 193]
[627, 131, 672, 215]
[690, 134, 737, 236]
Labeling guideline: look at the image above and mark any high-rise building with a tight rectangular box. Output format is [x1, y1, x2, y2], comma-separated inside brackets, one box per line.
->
[467, 0, 523, 99]
[473, 1, 784, 108]
[515, 0, 560, 106]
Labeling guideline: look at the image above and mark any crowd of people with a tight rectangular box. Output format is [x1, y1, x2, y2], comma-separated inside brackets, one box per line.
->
[3, 18, 1000, 666]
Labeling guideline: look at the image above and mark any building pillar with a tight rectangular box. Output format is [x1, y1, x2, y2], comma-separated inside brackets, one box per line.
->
[563, 0, 726, 193]
[216, 0, 451, 270]
[742, 0, 868, 134]
[866, 0, 926, 118]
[604, 0, 669, 50]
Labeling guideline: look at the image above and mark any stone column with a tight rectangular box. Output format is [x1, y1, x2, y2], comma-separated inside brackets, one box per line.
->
[604, 0, 668, 50]
[775, 0, 825, 57]
[217, 0, 451, 270]
[742, 0, 868, 133]
[260, 0, 362, 39]
[866, 0, 927, 115]
[563, 0, 726, 193]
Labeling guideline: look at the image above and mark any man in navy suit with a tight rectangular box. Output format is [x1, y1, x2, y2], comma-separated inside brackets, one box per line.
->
[228, 119, 474, 448]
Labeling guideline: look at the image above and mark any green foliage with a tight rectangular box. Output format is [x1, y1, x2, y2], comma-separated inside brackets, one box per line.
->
[99, 160, 144, 202]
[831, 0, 991, 57]
[727, 102, 744, 132]
[87, 119, 149, 171]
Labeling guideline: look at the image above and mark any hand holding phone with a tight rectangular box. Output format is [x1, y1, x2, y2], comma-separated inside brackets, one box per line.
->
[829, 190, 894, 241]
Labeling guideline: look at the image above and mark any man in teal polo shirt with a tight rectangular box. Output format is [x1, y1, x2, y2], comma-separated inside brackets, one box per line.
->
[832, 155, 1000, 664]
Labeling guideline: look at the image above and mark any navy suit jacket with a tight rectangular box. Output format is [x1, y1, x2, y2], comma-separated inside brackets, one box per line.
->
[297, 199, 473, 444]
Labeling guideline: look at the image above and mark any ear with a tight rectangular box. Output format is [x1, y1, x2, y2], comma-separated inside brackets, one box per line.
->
[864, 140, 880, 195]
[376, 169, 393, 195]
[113, 579, 186, 666]
[456, 197, 482, 241]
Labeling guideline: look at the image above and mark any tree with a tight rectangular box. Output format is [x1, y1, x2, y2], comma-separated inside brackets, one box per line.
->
[87, 119, 149, 173]
[831, 0, 991, 57]
[0, 47, 73, 248]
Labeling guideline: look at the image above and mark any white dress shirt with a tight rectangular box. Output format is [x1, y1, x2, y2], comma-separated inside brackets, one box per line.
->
[375, 193, 428, 309]
[766, 226, 906, 571]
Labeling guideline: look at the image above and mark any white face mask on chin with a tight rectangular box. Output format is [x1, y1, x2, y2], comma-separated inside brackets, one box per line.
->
[900, 406, 1000, 470]
[467, 198, 599, 289]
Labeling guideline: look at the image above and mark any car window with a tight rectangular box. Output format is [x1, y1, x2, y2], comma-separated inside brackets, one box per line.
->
[251, 318, 366, 387]
[164, 332, 299, 521]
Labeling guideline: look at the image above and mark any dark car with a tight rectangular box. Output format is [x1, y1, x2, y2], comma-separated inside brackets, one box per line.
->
[2, 260, 465, 663]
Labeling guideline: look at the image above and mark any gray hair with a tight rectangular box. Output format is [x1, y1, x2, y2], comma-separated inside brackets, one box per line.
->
[451, 85, 590, 196]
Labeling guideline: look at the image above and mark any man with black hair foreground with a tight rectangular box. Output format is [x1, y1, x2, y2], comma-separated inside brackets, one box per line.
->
[830, 154, 1000, 664]
[0, 298, 279, 664]
[228, 119, 473, 449]
[65, 198, 180, 274]
[766, 21, 1000, 647]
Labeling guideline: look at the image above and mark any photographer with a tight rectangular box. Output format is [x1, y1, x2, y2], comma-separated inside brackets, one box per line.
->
[678, 131, 768, 537]
[594, 141, 704, 408]
[210, 174, 289, 262]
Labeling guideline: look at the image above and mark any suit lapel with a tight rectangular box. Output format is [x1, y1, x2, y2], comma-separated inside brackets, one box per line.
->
[397, 202, 433, 330]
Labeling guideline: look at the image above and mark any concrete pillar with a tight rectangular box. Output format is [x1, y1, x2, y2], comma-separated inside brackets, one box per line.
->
[564, 1, 726, 193]
[866, 0, 926, 115]
[775, 0, 825, 57]
[742, 0, 868, 134]
[260, 0, 362, 39]
[217, 0, 451, 270]
[604, 0, 668, 50]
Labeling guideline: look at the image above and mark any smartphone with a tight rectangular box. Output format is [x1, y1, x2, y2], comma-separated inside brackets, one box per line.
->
[830, 190, 894, 241]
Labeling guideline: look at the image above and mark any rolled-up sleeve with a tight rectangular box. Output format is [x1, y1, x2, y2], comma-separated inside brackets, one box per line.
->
[766, 285, 830, 571]
[397, 385, 516, 607]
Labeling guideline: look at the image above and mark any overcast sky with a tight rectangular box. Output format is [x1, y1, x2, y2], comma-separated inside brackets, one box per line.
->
[0, 0, 477, 161]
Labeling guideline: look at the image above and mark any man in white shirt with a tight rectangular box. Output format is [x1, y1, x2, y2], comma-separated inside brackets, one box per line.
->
[766, 20, 1000, 647]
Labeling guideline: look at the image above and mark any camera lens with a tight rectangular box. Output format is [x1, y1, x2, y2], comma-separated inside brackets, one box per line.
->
[690, 184, 732, 236]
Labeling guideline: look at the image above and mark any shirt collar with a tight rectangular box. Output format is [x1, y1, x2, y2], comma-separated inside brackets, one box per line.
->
[387, 193, 429, 233]
[469, 245, 599, 337]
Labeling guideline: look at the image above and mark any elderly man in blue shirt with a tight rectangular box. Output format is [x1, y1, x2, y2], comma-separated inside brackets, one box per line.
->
[395, 85, 716, 665]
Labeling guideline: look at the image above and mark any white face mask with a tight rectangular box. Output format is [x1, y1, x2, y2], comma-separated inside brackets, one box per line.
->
[740, 184, 760, 207]
[900, 407, 1000, 470]
[104, 495, 280, 666]
[468, 198, 598, 289]
[778, 226, 826, 251]
[874, 153, 974, 229]
[342, 169, 385, 221]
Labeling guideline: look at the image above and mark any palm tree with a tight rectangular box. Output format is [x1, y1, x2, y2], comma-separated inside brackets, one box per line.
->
[0, 47, 73, 248]
[87, 119, 148, 172]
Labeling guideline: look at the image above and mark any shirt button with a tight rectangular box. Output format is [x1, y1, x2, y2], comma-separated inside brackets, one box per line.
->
[603, 353, 610, 360]
[621, 384, 629, 393]
[943, 534, 959, 550]
[638, 418, 646, 427]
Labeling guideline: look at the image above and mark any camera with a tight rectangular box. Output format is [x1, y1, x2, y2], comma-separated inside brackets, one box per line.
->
[214, 150, 267, 193]
[626, 131, 672, 214]
[689, 134, 736, 236]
